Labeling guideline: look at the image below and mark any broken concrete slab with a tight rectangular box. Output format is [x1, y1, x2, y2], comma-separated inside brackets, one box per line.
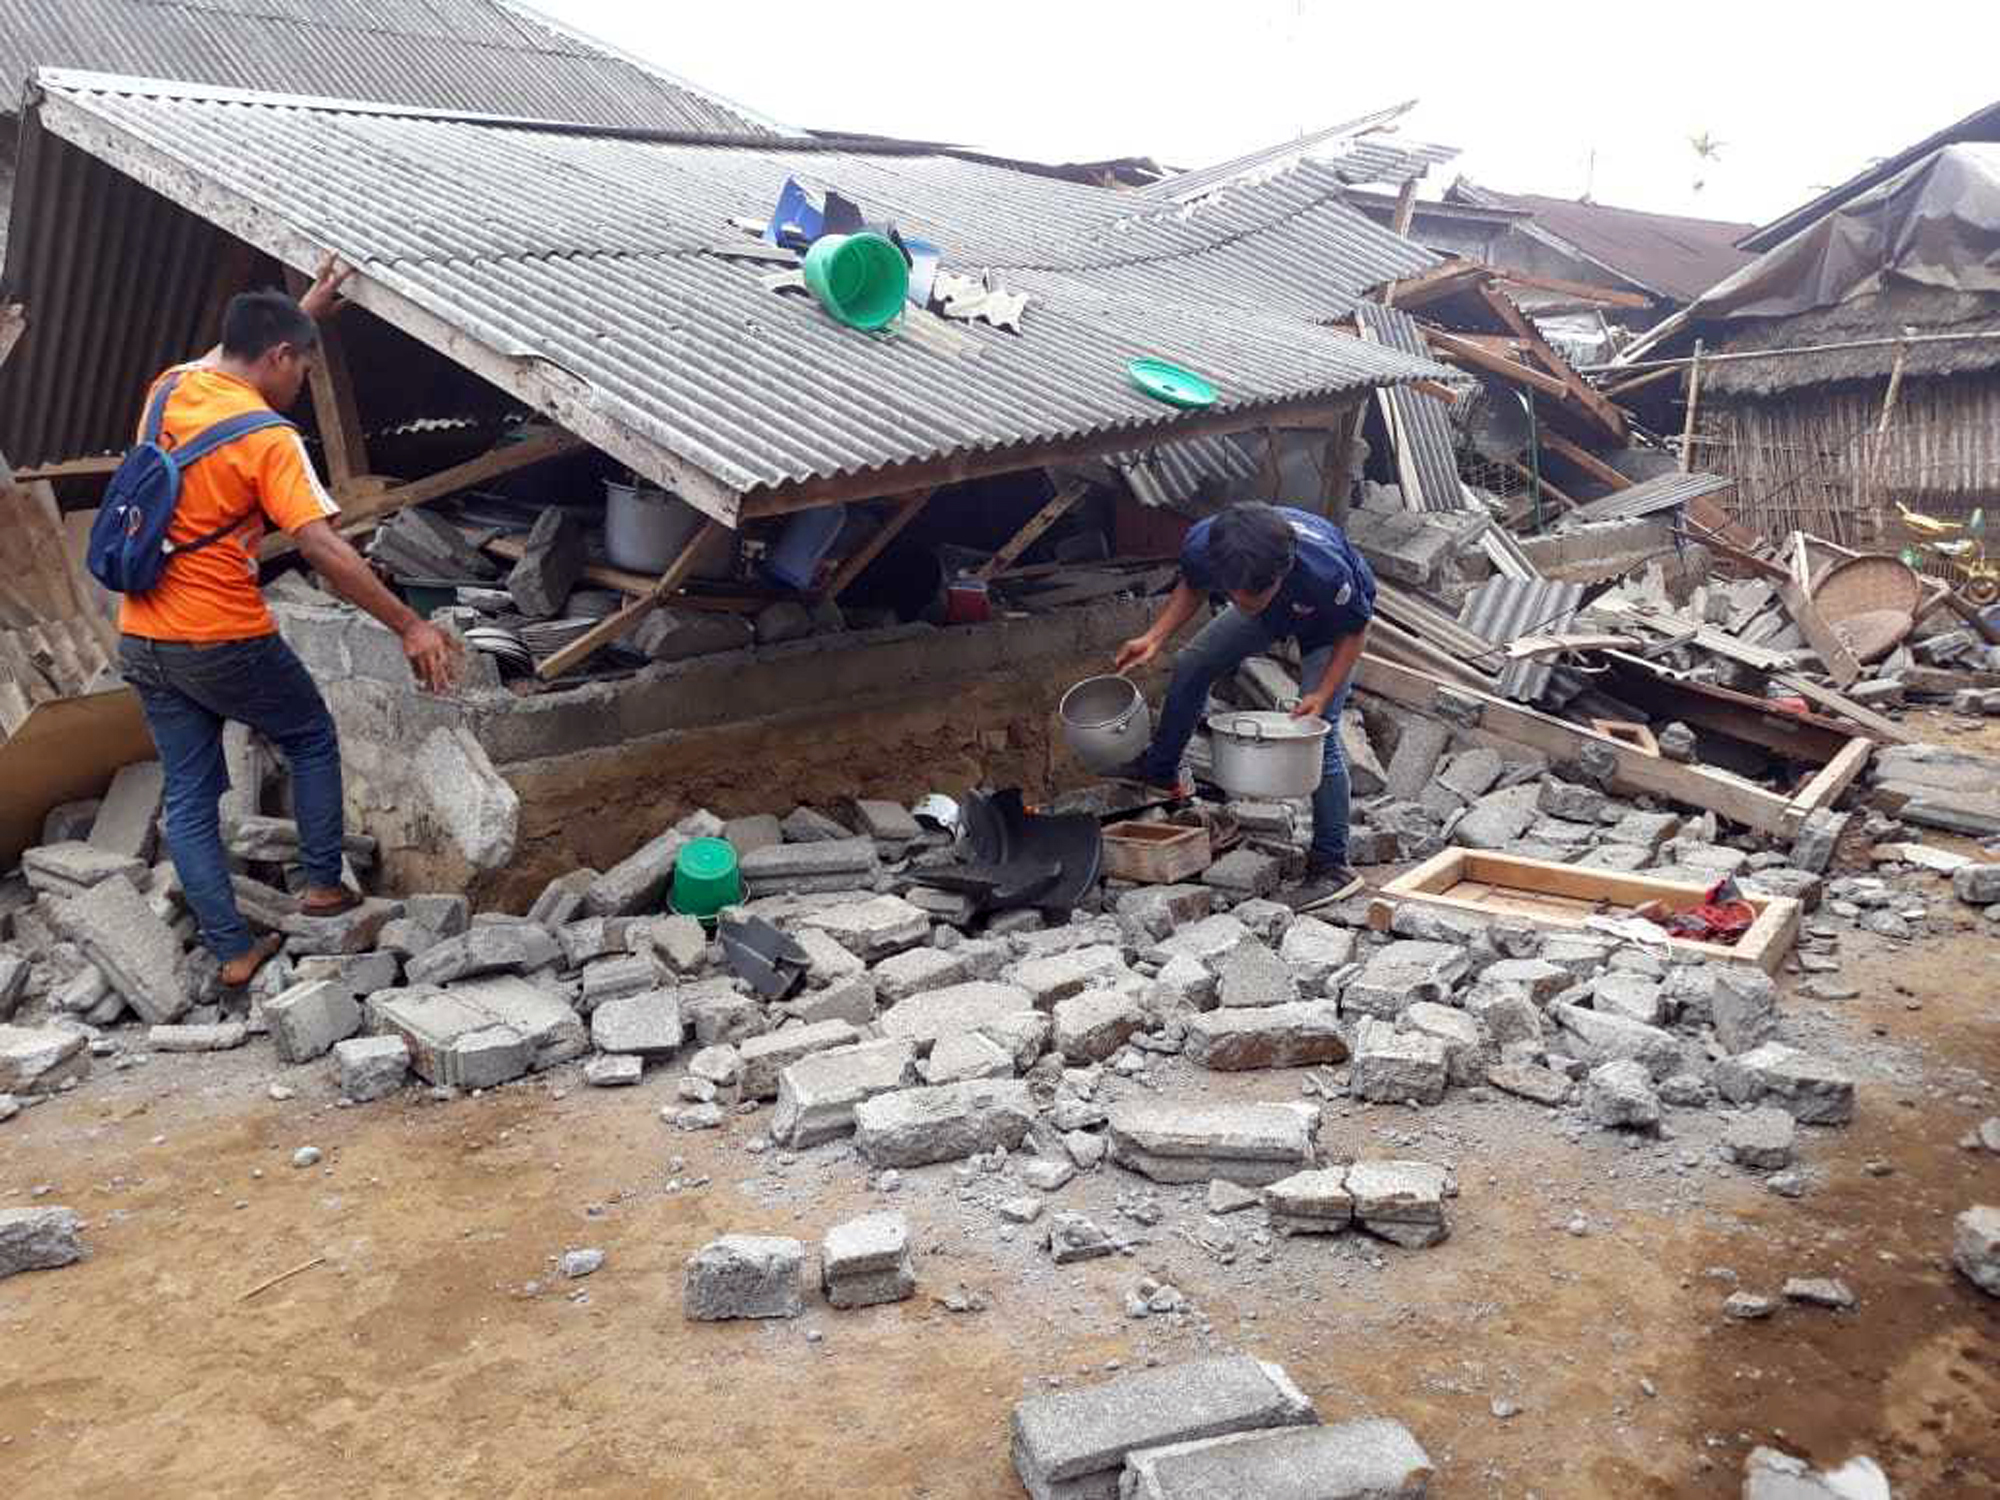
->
[1713, 1043, 1855, 1124]
[1592, 972, 1667, 1027]
[1276, 917, 1355, 995]
[584, 830, 689, 918]
[589, 989, 684, 1058]
[263, 979, 362, 1064]
[737, 1019, 863, 1099]
[1046, 1210, 1117, 1265]
[1403, 1000, 1485, 1085]
[1106, 1099, 1319, 1186]
[783, 974, 879, 1030]
[1454, 783, 1542, 849]
[1723, 1106, 1797, 1170]
[1154, 913, 1252, 971]
[1184, 1002, 1347, 1072]
[1350, 1018, 1448, 1105]
[798, 895, 930, 960]
[1120, 1419, 1433, 1500]
[739, 836, 879, 892]
[22, 841, 148, 897]
[852, 1078, 1036, 1168]
[1712, 968, 1780, 1055]
[1343, 941, 1468, 1021]
[872, 946, 971, 1003]
[1954, 1205, 2000, 1297]
[506, 506, 585, 617]
[1552, 1002, 1682, 1079]
[821, 1211, 915, 1308]
[1007, 945, 1135, 1011]
[334, 1034, 410, 1102]
[279, 897, 399, 958]
[771, 1039, 917, 1147]
[1384, 715, 1452, 801]
[677, 978, 765, 1048]
[781, 806, 853, 843]
[1345, 1159, 1449, 1230]
[876, 981, 1037, 1054]
[0, 1025, 90, 1095]
[630, 606, 753, 662]
[1261, 1167, 1354, 1236]
[413, 727, 519, 870]
[683, 1235, 804, 1321]
[1199, 847, 1283, 899]
[1486, 1061, 1572, 1105]
[148, 1022, 249, 1053]
[55, 875, 190, 1024]
[920, 1029, 1015, 1084]
[1586, 1058, 1662, 1132]
[87, 760, 164, 863]
[1053, 988, 1146, 1065]
[404, 923, 561, 987]
[1009, 1355, 1316, 1500]
[1216, 936, 1298, 1009]
[1116, 884, 1216, 944]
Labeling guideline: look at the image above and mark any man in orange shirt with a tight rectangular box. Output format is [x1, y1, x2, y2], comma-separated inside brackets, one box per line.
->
[118, 262, 459, 986]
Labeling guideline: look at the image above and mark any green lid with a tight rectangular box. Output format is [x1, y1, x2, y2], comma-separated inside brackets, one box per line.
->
[1127, 357, 1218, 408]
[670, 836, 743, 922]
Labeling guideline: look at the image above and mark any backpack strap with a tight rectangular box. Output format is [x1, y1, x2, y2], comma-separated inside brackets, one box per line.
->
[161, 410, 300, 559]
[140, 371, 183, 445]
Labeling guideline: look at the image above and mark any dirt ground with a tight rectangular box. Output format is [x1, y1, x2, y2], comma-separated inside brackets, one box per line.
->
[5, 737, 1999, 1497]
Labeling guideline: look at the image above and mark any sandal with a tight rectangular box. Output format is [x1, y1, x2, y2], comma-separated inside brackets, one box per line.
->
[297, 887, 363, 919]
[220, 932, 284, 988]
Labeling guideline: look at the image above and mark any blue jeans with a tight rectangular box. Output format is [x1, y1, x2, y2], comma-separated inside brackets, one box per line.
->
[1139, 606, 1354, 866]
[119, 634, 345, 961]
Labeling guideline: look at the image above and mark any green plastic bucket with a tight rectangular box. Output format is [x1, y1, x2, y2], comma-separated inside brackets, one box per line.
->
[670, 837, 742, 921]
[802, 233, 909, 330]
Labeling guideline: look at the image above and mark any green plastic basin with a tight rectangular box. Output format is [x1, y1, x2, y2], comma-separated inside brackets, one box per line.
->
[670, 836, 742, 921]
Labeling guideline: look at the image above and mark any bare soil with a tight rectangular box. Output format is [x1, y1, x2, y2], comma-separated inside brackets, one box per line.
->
[4, 747, 1999, 1497]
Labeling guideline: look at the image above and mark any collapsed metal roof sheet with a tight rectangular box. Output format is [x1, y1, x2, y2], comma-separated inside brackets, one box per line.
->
[1567, 471, 1735, 523]
[0, 0, 789, 136]
[1355, 303, 1467, 514]
[1153, 105, 1460, 204]
[1461, 576, 1586, 702]
[1113, 434, 1260, 512]
[4, 73, 1447, 519]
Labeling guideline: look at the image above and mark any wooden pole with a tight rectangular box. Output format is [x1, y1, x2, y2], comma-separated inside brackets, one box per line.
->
[534, 519, 725, 680]
[820, 489, 934, 599]
[286, 269, 368, 493]
[1864, 338, 1910, 544]
[1679, 339, 1704, 472]
[977, 481, 1089, 580]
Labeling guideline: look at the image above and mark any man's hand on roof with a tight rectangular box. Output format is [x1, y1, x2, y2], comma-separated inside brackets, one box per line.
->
[299, 255, 356, 321]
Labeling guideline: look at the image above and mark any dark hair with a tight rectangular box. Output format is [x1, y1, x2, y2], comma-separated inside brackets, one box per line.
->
[220, 289, 319, 361]
[1207, 503, 1296, 593]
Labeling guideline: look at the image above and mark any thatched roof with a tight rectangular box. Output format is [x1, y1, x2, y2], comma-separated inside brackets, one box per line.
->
[1703, 282, 2000, 399]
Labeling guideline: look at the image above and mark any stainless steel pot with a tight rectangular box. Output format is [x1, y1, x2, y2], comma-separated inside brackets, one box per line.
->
[1205, 710, 1330, 798]
[1060, 675, 1151, 773]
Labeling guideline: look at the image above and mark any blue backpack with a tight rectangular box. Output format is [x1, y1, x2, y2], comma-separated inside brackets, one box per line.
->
[86, 370, 295, 595]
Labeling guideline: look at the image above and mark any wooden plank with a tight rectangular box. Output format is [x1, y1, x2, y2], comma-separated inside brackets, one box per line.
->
[1353, 651, 1796, 833]
[1771, 672, 1914, 745]
[1487, 270, 1651, 310]
[1679, 340, 1704, 472]
[1426, 329, 1576, 401]
[1601, 657, 1853, 762]
[738, 398, 1360, 518]
[978, 481, 1088, 581]
[1601, 365, 1682, 400]
[533, 520, 724, 681]
[1774, 535, 1861, 688]
[821, 489, 933, 599]
[13, 456, 120, 482]
[285, 269, 368, 491]
[1784, 738, 1872, 831]
[1372, 847, 1799, 973]
[1476, 284, 1628, 441]
[1590, 718, 1661, 755]
[1537, 430, 1631, 491]
[1380, 259, 1491, 311]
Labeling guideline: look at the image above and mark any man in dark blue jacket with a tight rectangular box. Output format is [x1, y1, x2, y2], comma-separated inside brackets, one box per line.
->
[1111, 501, 1375, 905]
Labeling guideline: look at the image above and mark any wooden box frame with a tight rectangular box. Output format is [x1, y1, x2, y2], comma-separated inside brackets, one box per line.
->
[1369, 848, 1800, 973]
[1100, 819, 1212, 885]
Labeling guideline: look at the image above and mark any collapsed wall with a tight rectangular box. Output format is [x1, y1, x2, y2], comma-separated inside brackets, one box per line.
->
[271, 592, 1157, 908]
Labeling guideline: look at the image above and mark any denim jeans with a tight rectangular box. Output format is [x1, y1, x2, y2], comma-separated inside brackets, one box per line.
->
[1138, 606, 1354, 866]
[119, 633, 345, 961]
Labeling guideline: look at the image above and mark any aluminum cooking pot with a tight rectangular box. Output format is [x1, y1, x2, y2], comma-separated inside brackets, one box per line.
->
[1059, 675, 1151, 774]
[1205, 710, 1330, 798]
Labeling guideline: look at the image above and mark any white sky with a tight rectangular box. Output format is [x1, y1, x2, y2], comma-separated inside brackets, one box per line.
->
[545, 0, 1995, 228]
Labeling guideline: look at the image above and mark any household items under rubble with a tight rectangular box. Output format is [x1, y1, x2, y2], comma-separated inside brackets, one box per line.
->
[1638, 875, 1758, 946]
[668, 838, 744, 923]
[1205, 711, 1333, 799]
[906, 788, 1103, 918]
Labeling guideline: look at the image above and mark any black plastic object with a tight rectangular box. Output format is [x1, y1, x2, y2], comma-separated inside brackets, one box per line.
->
[941, 788, 1104, 916]
[914, 859, 1062, 910]
[716, 914, 810, 1001]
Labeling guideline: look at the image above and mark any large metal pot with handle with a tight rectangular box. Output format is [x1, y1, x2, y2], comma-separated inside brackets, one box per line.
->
[1060, 675, 1151, 773]
[1205, 710, 1330, 798]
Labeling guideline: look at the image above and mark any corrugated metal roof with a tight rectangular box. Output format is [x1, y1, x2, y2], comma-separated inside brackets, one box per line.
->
[4, 74, 1448, 510]
[1568, 471, 1735, 523]
[1113, 435, 1259, 512]
[1453, 182, 1754, 304]
[1155, 105, 1460, 203]
[0, 0, 788, 136]
[1461, 576, 1586, 702]
[1355, 303, 1467, 513]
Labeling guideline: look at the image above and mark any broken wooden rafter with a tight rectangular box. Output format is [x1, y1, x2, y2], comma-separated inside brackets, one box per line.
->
[286, 267, 368, 491]
[977, 480, 1087, 581]
[533, 518, 726, 681]
[1354, 651, 1799, 835]
[1537, 430, 1631, 491]
[1425, 329, 1574, 402]
[1475, 284, 1627, 442]
[820, 488, 934, 599]
[1775, 532, 1861, 689]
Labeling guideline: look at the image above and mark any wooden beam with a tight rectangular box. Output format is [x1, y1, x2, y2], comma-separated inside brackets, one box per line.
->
[1380, 258, 1491, 311]
[820, 489, 933, 599]
[1774, 543, 1860, 689]
[1388, 178, 1420, 237]
[12, 456, 120, 482]
[1499, 457, 1579, 512]
[1476, 284, 1628, 442]
[1785, 738, 1872, 830]
[1679, 340, 1705, 472]
[1601, 365, 1682, 400]
[976, 480, 1086, 581]
[1537, 430, 1631, 491]
[1426, 330, 1575, 402]
[1353, 651, 1797, 834]
[339, 431, 583, 537]
[286, 268, 368, 491]
[1771, 670, 1914, 746]
[534, 519, 725, 680]
[194, 238, 257, 352]
[738, 398, 1361, 519]
[1488, 269, 1651, 310]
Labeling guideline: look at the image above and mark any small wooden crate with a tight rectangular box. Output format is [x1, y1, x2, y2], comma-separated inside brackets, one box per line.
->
[1369, 847, 1799, 973]
[1101, 819, 1212, 884]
